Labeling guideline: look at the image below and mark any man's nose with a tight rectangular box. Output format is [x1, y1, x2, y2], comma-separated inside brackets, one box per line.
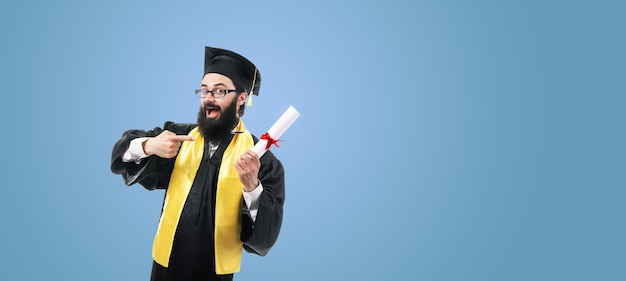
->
[202, 93, 216, 102]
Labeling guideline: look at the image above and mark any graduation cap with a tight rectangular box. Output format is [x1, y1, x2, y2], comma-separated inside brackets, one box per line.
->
[204, 46, 261, 105]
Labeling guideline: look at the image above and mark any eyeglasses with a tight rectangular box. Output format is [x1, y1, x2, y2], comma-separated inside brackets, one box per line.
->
[194, 88, 239, 98]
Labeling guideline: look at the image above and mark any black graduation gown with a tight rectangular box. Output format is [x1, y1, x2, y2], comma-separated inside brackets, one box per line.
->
[110, 121, 285, 280]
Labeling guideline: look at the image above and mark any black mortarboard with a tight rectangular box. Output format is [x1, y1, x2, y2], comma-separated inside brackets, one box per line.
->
[204, 46, 261, 97]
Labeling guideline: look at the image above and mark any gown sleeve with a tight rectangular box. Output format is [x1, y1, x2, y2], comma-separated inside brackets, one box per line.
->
[110, 121, 196, 190]
[240, 148, 286, 256]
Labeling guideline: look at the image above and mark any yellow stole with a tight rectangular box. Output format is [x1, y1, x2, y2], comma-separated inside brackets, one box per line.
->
[152, 121, 254, 274]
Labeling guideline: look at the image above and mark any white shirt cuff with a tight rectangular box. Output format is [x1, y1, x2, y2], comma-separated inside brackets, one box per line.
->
[122, 137, 150, 163]
[242, 182, 263, 222]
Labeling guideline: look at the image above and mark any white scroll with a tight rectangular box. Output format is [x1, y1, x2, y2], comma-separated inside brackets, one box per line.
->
[252, 105, 300, 157]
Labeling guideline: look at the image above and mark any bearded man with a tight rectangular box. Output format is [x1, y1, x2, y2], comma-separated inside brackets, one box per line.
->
[110, 46, 285, 281]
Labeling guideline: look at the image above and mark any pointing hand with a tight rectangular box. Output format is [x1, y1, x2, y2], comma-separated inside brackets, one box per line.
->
[143, 130, 195, 158]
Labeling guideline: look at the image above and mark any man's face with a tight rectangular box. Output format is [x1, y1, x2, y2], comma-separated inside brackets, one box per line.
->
[200, 73, 245, 118]
[196, 73, 247, 141]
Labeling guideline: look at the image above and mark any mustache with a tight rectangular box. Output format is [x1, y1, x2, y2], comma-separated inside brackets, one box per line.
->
[203, 102, 221, 110]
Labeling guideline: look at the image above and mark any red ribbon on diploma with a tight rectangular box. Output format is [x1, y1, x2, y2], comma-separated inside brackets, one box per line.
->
[260, 132, 282, 150]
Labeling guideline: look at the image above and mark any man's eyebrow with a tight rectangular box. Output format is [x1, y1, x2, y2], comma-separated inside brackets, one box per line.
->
[201, 83, 227, 88]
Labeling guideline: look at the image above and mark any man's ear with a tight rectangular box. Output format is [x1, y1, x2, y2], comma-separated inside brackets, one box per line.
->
[238, 92, 248, 106]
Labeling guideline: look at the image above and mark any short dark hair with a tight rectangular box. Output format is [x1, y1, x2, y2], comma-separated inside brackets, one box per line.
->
[234, 81, 246, 117]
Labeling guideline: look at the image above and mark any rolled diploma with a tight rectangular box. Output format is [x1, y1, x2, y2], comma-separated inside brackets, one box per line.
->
[252, 105, 300, 158]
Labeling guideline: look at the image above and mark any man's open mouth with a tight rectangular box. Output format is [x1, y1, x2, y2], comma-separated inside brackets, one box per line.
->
[205, 106, 220, 118]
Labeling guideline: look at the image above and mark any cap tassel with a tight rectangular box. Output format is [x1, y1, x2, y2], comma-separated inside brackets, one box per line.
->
[247, 67, 257, 107]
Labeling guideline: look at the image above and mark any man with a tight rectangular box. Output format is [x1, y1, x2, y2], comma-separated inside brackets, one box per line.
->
[110, 46, 285, 281]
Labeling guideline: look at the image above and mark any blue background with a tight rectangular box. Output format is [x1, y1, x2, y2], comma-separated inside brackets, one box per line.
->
[1, 0, 624, 280]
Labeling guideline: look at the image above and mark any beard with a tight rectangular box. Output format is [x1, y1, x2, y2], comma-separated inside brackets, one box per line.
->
[196, 97, 239, 143]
